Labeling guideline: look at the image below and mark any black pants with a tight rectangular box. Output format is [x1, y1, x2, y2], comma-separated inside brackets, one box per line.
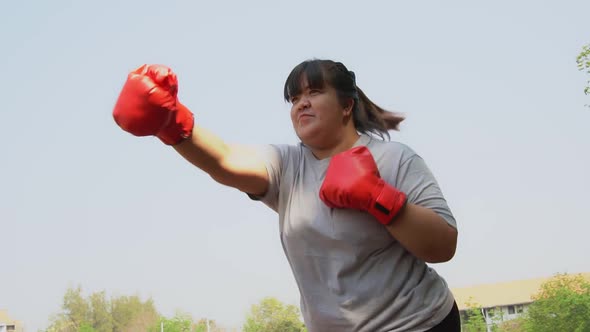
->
[425, 301, 461, 332]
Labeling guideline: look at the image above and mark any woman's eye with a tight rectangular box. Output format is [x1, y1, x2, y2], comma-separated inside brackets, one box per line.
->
[309, 90, 320, 95]
[290, 96, 300, 103]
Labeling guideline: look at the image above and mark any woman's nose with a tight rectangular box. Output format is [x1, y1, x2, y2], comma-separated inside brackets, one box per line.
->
[297, 96, 311, 110]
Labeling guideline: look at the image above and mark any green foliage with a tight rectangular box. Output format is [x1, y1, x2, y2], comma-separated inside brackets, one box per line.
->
[89, 291, 113, 332]
[521, 273, 590, 332]
[79, 322, 96, 332]
[243, 297, 307, 332]
[46, 285, 222, 332]
[111, 295, 158, 331]
[156, 311, 193, 332]
[486, 307, 505, 332]
[577, 44, 590, 96]
[147, 312, 222, 332]
[459, 273, 590, 332]
[460, 298, 487, 332]
[46, 285, 159, 332]
[459, 298, 507, 332]
[193, 318, 221, 332]
[63, 286, 91, 329]
[497, 316, 525, 332]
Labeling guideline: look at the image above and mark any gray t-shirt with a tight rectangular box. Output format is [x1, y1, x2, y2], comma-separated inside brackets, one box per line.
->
[252, 134, 457, 332]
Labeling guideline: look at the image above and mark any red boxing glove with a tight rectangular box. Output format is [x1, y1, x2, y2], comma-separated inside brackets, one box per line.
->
[319, 146, 407, 225]
[112, 64, 194, 145]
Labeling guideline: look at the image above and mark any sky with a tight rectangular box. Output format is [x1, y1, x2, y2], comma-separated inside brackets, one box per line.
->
[1, 0, 589, 331]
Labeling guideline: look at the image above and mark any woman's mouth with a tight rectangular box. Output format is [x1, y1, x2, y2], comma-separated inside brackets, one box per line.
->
[298, 113, 314, 122]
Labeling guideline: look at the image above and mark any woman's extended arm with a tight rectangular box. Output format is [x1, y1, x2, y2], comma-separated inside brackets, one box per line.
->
[173, 125, 269, 195]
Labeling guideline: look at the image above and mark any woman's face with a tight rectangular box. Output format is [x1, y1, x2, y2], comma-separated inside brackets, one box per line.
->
[289, 78, 352, 148]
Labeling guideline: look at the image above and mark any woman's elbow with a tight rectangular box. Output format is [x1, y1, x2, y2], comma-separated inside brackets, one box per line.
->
[424, 228, 458, 263]
[425, 246, 456, 263]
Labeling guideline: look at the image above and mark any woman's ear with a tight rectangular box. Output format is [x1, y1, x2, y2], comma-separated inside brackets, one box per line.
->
[343, 98, 355, 117]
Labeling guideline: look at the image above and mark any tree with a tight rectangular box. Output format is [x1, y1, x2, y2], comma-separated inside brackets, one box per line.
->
[111, 295, 159, 332]
[153, 311, 193, 332]
[243, 297, 307, 332]
[459, 298, 507, 332]
[194, 318, 222, 332]
[522, 273, 590, 332]
[79, 322, 97, 332]
[45, 286, 92, 332]
[45, 317, 77, 332]
[147, 312, 222, 332]
[577, 44, 590, 97]
[62, 286, 91, 330]
[488, 307, 506, 331]
[89, 291, 114, 332]
[46, 286, 159, 332]
[497, 317, 525, 332]
[460, 298, 487, 332]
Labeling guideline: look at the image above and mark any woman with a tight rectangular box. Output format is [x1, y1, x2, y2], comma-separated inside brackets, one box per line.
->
[113, 59, 460, 331]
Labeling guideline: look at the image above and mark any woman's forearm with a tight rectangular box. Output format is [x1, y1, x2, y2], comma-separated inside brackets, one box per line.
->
[173, 125, 269, 195]
[173, 125, 232, 177]
[385, 204, 458, 263]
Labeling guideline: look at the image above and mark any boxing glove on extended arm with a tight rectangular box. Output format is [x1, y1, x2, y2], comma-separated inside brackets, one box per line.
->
[113, 64, 194, 145]
[319, 146, 407, 225]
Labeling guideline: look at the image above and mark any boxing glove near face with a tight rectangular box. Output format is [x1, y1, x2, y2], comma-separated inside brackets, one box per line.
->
[319, 146, 407, 225]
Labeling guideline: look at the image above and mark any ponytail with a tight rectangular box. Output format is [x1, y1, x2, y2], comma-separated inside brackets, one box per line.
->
[353, 86, 405, 140]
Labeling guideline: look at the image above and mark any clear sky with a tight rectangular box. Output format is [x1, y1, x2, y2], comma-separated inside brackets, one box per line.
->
[1, 0, 589, 331]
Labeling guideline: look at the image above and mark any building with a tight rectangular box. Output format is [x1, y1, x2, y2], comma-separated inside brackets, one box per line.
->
[0, 310, 23, 332]
[451, 272, 590, 332]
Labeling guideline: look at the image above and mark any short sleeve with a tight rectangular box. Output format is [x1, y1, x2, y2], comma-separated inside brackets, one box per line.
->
[395, 155, 457, 229]
[247, 144, 285, 212]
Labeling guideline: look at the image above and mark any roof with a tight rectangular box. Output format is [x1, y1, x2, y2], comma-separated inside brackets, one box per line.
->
[451, 272, 590, 310]
[0, 310, 14, 322]
[0, 309, 22, 324]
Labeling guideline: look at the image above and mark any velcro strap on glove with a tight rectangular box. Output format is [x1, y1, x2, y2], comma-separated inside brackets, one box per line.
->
[368, 180, 407, 225]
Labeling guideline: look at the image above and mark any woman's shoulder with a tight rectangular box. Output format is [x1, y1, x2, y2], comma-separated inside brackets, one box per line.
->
[256, 142, 306, 168]
[267, 142, 305, 158]
[366, 136, 418, 164]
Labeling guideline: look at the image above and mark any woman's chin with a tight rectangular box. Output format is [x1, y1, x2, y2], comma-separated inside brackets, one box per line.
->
[295, 127, 321, 145]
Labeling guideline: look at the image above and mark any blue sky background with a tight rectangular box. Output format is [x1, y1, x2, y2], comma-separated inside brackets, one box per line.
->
[1, 1, 589, 330]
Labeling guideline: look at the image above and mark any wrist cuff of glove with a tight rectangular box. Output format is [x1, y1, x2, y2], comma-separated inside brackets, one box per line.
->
[157, 103, 195, 145]
[369, 181, 408, 225]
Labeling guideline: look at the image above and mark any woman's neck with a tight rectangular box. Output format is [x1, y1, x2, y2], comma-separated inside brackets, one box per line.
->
[310, 130, 360, 160]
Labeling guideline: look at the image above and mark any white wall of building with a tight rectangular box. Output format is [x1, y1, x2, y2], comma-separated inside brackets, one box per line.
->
[483, 303, 530, 332]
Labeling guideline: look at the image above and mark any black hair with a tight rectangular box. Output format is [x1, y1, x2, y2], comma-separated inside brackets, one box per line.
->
[284, 59, 404, 140]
